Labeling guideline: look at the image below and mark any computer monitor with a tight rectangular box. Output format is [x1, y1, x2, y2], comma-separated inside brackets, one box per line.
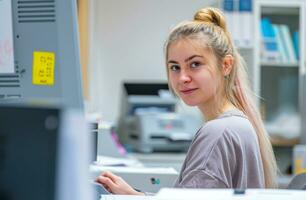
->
[0, 0, 83, 109]
[0, 105, 92, 200]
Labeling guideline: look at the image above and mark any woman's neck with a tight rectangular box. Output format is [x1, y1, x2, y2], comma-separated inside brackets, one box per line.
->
[199, 100, 236, 121]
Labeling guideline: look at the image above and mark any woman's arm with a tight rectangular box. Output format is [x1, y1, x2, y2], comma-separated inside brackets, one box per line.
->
[95, 171, 145, 195]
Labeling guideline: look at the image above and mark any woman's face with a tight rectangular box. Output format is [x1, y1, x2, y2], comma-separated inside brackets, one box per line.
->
[167, 39, 221, 109]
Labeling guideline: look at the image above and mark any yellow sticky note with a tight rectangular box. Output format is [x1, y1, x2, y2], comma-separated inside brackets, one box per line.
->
[32, 51, 55, 85]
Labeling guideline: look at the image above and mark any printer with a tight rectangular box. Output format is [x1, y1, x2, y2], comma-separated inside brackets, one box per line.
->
[117, 82, 202, 153]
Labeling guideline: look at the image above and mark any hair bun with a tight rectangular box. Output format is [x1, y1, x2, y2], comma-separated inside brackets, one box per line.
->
[194, 7, 226, 31]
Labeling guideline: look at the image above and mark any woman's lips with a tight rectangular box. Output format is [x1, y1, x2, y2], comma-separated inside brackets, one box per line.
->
[180, 88, 198, 94]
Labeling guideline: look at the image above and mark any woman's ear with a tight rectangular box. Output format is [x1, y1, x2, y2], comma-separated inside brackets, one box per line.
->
[222, 55, 234, 76]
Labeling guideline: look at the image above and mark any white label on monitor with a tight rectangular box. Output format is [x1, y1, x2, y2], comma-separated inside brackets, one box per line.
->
[0, 0, 15, 73]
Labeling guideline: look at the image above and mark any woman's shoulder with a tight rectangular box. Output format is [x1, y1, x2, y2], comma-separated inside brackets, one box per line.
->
[196, 109, 255, 143]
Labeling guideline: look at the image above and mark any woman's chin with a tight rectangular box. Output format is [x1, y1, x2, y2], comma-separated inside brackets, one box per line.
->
[181, 100, 198, 107]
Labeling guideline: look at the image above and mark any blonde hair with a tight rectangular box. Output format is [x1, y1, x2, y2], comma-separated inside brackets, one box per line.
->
[164, 7, 278, 188]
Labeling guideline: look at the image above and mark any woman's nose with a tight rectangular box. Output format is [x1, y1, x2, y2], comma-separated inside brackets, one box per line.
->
[179, 71, 192, 83]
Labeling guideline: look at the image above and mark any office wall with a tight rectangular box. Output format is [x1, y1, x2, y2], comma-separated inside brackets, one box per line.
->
[87, 0, 215, 122]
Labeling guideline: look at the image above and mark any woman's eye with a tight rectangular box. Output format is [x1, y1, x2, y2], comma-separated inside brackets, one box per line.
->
[169, 65, 180, 71]
[190, 62, 201, 68]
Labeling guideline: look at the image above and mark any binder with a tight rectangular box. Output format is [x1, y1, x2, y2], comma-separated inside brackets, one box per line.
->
[279, 24, 297, 63]
[239, 0, 253, 48]
[223, 0, 240, 47]
[272, 24, 287, 63]
[260, 18, 279, 62]
[292, 31, 299, 60]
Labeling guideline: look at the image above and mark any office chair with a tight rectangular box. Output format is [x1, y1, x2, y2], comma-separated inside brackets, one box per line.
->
[287, 173, 306, 190]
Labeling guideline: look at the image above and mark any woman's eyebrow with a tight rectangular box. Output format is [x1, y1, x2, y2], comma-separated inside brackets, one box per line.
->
[167, 60, 178, 64]
[167, 55, 203, 64]
[184, 55, 203, 62]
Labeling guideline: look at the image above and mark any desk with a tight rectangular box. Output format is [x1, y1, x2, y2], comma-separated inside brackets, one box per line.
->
[155, 189, 306, 200]
[101, 195, 154, 200]
[99, 189, 306, 200]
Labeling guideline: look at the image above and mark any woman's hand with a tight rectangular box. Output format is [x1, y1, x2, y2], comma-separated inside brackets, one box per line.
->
[96, 171, 145, 195]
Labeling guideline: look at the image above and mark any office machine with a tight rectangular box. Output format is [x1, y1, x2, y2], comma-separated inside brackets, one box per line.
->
[0, 105, 92, 200]
[118, 82, 202, 153]
[0, 0, 83, 109]
[90, 165, 178, 193]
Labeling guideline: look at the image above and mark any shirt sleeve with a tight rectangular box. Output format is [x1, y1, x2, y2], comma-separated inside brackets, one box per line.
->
[176, 169, 228, 188]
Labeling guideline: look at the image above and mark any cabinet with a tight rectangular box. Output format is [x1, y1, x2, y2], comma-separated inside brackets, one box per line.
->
[253, 0, 306, 175]
[215, 0, 306, 183]
[254, 0, 305, 145]
[217, 0, 306, 146]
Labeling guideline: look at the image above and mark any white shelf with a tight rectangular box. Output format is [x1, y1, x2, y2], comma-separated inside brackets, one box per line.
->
[260, 61, 299, 67]
[266, 126, 300, 138]
[261, 7, 300, 16]
[237, 46, 254, 51]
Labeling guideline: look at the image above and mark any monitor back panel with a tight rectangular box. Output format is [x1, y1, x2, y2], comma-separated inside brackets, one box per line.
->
[0, 0, 83, 109]
[0, 106, 59, 200]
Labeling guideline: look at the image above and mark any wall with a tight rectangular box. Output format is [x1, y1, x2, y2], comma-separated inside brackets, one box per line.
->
[87, 0, 215, 122]
[78, 0, 89, 99]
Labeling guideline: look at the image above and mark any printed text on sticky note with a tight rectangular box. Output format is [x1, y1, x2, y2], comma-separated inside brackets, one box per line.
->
[32, 51, 55, 85]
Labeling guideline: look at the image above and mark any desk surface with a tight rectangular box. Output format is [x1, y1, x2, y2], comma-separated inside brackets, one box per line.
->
[155, 189, 306, 200]
[101, 195, 154, 200]
[100, 189, 306, 200]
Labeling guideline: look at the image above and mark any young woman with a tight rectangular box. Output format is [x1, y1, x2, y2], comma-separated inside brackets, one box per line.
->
[96, 7, 278, 195]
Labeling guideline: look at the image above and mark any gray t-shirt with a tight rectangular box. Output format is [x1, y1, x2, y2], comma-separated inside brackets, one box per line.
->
[174, 109, 265, 189]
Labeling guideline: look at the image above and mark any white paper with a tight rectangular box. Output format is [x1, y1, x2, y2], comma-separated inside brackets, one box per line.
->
[101, 195, 154, 200]
[95, 155, 143, 167]
[0, 0, 15, 73]
[155, 188, 306, 200]
[90, 165, 178, 175]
